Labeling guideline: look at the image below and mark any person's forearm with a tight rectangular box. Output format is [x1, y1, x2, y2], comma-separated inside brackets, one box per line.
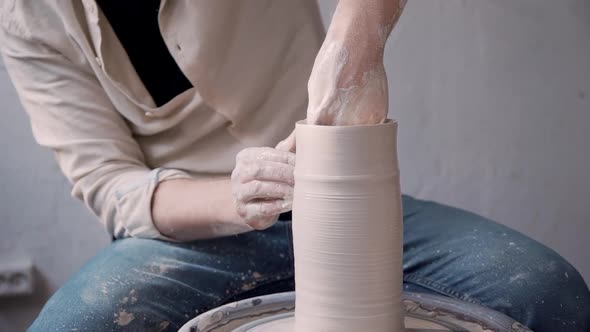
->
[303, 0, 405, 126]
[325, 0, 405, 87]
[330, 0, 404, 47]
[152, 177, 251, 241]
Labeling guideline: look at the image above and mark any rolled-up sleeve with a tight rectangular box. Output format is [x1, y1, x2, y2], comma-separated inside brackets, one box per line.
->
[0, 25, 190, 240]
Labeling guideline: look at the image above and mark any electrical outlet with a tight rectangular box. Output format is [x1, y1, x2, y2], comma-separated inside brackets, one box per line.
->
[0, 259, 34, 297]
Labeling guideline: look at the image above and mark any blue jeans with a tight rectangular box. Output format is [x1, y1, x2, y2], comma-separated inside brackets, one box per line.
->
[29, 196, 589, 332]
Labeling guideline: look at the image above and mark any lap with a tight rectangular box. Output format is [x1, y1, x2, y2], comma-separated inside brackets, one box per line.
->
[401, 195, 590, 332]
[29, 221, 295, 332]
[30, 196, 589, 332]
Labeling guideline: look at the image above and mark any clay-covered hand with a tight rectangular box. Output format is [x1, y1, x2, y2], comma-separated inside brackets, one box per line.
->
[278, 0, 407, 152]
[276, 41, 389, 152]
[231, 147, 295, 230]
[305, 0, 408, 126]
[305, 38, 389, 127]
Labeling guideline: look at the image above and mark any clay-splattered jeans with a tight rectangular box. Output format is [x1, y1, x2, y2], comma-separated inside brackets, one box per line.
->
[29, 195, 589, 332]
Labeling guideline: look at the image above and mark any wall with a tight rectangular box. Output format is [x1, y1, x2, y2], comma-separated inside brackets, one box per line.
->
[0, 0, 588, 331]
[392, 0, 590, 281]
[320, 0, 590, 281]
[0, 60, 110, 330]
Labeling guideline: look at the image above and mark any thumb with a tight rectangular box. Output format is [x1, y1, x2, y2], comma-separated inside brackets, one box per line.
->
[276, 128, 296, 153]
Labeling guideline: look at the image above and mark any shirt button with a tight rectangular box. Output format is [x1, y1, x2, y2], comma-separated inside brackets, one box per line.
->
[175, 44, 182, 52]
[145, 112, 155, 118]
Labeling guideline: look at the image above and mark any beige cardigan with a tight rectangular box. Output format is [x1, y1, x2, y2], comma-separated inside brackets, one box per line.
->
[0, 0, 324, 239]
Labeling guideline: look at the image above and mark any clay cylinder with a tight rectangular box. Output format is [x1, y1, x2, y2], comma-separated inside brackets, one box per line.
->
[293, 120, 404, 332]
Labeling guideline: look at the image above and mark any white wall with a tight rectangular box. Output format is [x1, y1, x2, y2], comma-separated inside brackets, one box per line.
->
[391, 0, 590, 281]
[0, 0, 588, 331]
[319, 0, 590, 281]
[0, 60, 110, 331]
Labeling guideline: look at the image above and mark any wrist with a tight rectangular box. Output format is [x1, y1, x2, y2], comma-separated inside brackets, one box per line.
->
[215, 178, 243, 223]
[328, 1, 390, 47]
[152, 177, 250, 241]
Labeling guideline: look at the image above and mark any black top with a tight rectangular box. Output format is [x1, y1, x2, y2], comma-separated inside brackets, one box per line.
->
[96, 0, 193, 107]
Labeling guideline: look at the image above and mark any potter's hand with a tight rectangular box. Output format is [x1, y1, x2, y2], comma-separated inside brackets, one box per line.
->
[276, 41, 389, 153]
[231, 147, 295, 230]
[305, 0, 408, 126]
[278, 0, 406, 152]
[305, 39, 388, 127]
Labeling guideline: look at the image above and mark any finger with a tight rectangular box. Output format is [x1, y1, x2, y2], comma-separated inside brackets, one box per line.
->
[276, 128, 296, 153]
[241, 200, 291, 229]
[248, 215, 279, 230]
[239, 161, 294, 185]
[237, 180, 293, 202]
[258, 148, 295, 166]
[237, 147, 295, 166]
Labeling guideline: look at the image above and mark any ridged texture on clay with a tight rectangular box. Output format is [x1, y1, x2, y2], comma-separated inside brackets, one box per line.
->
[293, 120, 404, 332]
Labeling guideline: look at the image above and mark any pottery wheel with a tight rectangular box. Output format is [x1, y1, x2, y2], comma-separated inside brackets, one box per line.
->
[179, 292, 533, 332]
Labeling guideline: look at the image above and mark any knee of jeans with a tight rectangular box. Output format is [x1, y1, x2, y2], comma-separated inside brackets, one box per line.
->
[443, 226, 589, 331]
[31, 279, 185, 332]
[29, 279, 141, 331]
[500, 254, 590, 331]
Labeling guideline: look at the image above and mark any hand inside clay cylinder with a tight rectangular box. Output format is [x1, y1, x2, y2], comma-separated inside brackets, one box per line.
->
[277, 0, 407, 152]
